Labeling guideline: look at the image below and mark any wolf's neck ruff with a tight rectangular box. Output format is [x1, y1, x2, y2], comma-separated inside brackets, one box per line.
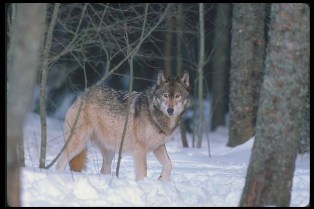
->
[133, 87, 180, 136]
[149, 101, 179, 136]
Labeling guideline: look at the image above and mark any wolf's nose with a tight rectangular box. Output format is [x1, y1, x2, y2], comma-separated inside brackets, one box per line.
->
[167, 108, 174, 115]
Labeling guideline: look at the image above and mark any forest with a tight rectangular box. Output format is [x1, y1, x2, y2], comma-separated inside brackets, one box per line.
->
[6, 3, 309, 207]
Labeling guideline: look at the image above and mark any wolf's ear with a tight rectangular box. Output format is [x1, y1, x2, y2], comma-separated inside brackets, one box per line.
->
[157, 70, 167, 86]
[178, 71, 189, 90]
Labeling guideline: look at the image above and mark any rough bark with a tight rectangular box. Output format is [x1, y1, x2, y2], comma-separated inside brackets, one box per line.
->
[228, 3, 267, 147]
[211, 3, 231, 131]
[7, 3, 46, 206]
[240, 3, 309, 207]
[299, 87, 309, 154]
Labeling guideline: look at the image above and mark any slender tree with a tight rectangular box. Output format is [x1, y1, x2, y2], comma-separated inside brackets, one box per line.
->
[176, 3, 188, 148]
[7, 3, 46, 206]
[164, 3, 174, 74]
[240, 3, 309, 207]
[176, 3, 183, 76]
[228, 3, 267, 147]
[196, 3, 205, 148]
[39, 3, 60, 168]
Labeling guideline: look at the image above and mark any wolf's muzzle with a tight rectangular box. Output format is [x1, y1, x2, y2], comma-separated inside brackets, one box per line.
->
[167, 108, 174, 115]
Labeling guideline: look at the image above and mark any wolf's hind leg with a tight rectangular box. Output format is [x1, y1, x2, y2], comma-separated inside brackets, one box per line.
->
[100, 147, 114, 175]
[56, 122, 91, 171]
[153, 144, 172, 181]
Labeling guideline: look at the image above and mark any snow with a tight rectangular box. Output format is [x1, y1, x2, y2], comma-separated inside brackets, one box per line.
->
[20, 112, 310, 206]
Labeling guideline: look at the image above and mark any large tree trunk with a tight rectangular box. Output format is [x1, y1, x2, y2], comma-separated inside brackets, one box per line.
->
[240, 3, 309, 207]
[299, 87, 309, 154]
[7, 3, 46, 206]
[228, 3, 267, 147]
[211, 3, 231, 131]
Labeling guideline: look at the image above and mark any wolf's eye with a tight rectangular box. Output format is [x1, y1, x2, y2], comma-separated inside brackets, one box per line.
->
[175, 93, 181, 98]
[163, 93, 169, 98]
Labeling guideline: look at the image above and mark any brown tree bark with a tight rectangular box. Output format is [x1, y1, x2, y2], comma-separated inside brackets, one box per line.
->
[240, 3, 309, 207]
[228, 3, 267, 147]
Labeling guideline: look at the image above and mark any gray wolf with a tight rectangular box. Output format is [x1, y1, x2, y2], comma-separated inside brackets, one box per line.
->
[56, 70, 190, 181]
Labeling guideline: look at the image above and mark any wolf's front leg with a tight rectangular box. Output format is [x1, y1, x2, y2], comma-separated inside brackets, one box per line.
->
[100, 147, 114, 175]
[133, 143, 147, 180]
[153, 144, 172, 181]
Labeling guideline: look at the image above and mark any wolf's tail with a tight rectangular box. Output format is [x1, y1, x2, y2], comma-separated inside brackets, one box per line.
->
[69, 148, 88, 172]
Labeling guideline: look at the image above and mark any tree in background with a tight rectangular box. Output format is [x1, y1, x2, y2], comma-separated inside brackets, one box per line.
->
[176, 3, 189, 148]
[39, 3, 60, 169]
[210, 3, 231, 131]
[7, 3, 46, 206]
[196, 3, 205, 148]
[164, 3, 174, 75]
[228, 3, 267, 147]
[240, 3, 309, 206]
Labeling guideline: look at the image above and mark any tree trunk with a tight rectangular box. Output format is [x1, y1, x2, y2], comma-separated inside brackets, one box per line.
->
[7, 4, 26, 167]
[7, 3, 46, 206]
[211, 3, 231, 131]
[196, 3, 205, 148]
[176, 3, 183, 76]
[39, 3, 60, 168]
[164, 3, 174, 74]
[240, 3, 309, 207]
[299, 87, 309, 154]
[192, 86, 197, 148]
[176, 4, 188, 148]
[228, 3, 267, 147]
[180, 123, 188, 147]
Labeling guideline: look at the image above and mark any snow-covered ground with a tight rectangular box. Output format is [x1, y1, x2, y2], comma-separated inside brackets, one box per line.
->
[20, 112, 309, 206]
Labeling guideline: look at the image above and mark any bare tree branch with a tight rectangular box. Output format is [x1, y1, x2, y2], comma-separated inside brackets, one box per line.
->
[39, 3, 60, 168]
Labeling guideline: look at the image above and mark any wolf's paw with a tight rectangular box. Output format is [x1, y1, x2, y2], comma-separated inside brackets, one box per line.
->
[158, 175, 170, 181]
[100, 168, 111, 175]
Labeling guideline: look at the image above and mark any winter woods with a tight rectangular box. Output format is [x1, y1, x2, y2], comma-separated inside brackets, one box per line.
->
[6, 3, 309, 206]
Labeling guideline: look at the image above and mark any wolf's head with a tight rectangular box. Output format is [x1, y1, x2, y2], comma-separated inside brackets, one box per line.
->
[153, 70, 190, 117]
